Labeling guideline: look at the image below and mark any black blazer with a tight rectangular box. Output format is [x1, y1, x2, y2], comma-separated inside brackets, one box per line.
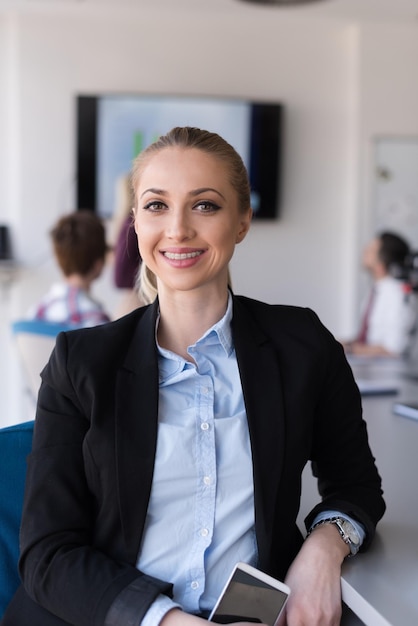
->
[2, 295, 385, 626]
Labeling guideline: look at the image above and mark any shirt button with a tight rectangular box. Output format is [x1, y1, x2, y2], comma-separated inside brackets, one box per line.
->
[201, 422, 209, 431]
[191, 581, 199, 590]
[200, 528, 209, 537]
[203, 476, 211, 485]
[202, 387, 209, 394]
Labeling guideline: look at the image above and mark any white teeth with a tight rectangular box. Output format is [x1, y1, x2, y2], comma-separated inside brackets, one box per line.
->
[164, 251, 202, 260]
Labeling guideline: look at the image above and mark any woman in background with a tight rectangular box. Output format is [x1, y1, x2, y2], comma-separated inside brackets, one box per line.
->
[111, 173, 144, 317]
[3, 127, 385, 626]
[342, 231, 416, 357]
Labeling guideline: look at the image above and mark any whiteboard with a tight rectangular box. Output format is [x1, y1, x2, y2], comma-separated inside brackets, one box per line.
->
[374, 137, 418, 250]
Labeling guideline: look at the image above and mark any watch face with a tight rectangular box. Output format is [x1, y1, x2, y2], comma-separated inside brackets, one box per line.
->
[340, 519, 360, 545]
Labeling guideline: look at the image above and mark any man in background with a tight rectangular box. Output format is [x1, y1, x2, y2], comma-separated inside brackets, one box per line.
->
[343, 231, 416, 357]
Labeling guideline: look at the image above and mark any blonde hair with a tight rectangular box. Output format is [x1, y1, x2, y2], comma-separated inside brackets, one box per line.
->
[109, 174, 134, 247]
[133, 126, 249, 303]
[137, 262, 158, 305]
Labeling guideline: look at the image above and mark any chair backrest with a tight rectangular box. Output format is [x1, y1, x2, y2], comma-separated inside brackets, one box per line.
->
[11, 320, 71, 400]
[0, 420, 34, 619]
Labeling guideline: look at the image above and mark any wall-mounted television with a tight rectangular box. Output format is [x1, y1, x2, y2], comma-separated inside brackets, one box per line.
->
[76, 93, 283, 220]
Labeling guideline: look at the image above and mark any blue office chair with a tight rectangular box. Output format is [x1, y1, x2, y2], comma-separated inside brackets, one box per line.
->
[0, 420, 34, 619]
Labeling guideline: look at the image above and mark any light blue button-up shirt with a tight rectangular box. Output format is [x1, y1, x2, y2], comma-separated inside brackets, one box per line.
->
[138, 295, 365, 626]
[138, 295, 257, 624]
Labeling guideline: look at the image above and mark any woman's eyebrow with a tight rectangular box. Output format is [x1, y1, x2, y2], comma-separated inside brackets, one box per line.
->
[140, 187, 226, 200]
[190, 187, 226, 200]
[140, 188, 167, 198]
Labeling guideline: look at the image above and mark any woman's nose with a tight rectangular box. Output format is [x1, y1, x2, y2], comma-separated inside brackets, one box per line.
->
[166, 210, 194, 240]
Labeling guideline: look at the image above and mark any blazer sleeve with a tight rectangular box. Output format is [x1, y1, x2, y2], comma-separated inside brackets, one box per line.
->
[18, 330, 172, 626]
[302, 309, 386, 548]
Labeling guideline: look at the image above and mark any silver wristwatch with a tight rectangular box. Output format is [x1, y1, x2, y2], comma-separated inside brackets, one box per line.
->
[308, 516, 361, 556]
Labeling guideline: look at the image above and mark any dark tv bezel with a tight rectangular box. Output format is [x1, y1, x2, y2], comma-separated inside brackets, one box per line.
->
[76, 94, 283, 219]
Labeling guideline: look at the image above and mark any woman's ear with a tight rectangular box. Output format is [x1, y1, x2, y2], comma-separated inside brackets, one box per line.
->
[236, 208, 252, 244]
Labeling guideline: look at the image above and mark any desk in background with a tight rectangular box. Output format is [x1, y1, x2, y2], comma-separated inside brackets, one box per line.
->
[299, 356, 418, 626]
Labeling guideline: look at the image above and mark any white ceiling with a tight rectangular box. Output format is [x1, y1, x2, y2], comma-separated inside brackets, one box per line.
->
[0, 0, 418, 24]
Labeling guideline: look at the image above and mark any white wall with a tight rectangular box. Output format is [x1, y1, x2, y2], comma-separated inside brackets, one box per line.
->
[0, 18, 6, 216]
[348, 23, 418, 305]
[1, 7, 418, 425]
[10, 9, 358, 320]
[359, 23, 418, 235]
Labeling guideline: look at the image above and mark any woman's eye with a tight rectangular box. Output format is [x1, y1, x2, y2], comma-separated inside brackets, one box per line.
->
[194, 201, 221, 213]
[143, 201, 167, 212]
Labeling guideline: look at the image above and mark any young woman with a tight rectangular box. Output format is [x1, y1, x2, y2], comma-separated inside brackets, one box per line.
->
[3, 127, 385, 626]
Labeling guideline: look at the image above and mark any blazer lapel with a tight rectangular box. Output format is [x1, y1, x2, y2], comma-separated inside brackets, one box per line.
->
[114, 300, 160, 561]
[232, 297, 286, 558]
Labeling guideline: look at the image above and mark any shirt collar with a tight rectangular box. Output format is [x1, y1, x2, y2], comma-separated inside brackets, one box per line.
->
[156, 292, 234, 378]
[194, 291, 234, 357]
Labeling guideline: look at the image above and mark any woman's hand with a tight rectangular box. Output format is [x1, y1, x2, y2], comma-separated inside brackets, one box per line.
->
[160, 608, 267, 626]
[280, 523, 349, 626]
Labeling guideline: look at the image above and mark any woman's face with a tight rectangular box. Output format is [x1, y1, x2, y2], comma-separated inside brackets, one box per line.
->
[362, 237, 381, 272]
[134, 147, 252, 297]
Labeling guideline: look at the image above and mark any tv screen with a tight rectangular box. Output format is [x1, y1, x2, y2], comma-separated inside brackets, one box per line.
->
[76, 93, 283, 220]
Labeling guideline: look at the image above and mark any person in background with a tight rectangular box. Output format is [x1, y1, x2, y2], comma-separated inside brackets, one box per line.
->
[3, 127, 385, 626]
[26, 210, 111, 327]
[111, 174, 144, 317]
[343, 231, 416, 357]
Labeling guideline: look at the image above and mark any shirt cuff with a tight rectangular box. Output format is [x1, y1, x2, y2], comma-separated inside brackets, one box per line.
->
[310, 509, 366, 548]
[140, 594, 182, 626]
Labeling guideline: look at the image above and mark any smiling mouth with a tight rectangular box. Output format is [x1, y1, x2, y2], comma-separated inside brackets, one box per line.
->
[163, 251, 204, 260]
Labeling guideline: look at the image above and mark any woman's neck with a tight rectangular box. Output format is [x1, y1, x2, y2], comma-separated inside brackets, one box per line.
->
[157, 286, 229, 360]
